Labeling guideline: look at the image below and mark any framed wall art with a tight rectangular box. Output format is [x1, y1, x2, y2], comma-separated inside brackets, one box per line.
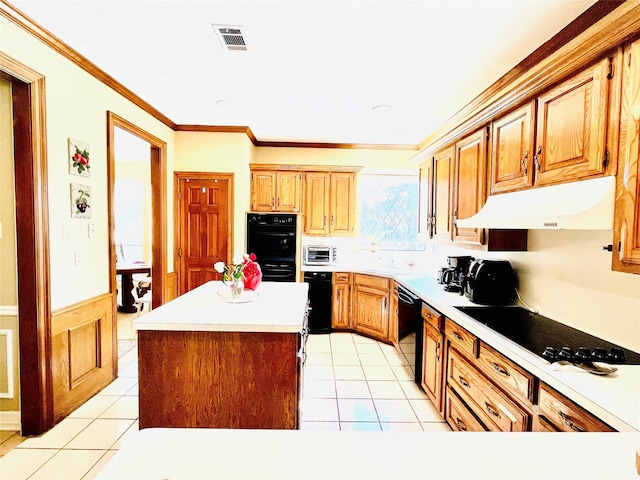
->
[70, 183, 92, 219]
[68, 137, 90, 177]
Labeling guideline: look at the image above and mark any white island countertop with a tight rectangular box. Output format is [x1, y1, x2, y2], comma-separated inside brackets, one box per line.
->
[132, 281, 309, 333]
[96, 428, 640, 479]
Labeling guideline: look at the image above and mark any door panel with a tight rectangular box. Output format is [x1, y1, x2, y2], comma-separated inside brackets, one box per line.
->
[178, 175, 232, 295]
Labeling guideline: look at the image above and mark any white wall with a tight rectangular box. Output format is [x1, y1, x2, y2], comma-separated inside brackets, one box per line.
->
[429, 230, 640, 353]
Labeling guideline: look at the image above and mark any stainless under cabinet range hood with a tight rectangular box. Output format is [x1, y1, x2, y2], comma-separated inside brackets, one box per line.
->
[456, 176, 616, 230]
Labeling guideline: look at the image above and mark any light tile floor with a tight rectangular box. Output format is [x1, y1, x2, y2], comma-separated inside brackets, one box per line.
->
[0, 329, 450, 479]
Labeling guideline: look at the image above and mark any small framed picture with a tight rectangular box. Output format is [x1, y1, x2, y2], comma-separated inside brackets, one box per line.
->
[70, 183, 91, 219]
[68, 137, 90, 177]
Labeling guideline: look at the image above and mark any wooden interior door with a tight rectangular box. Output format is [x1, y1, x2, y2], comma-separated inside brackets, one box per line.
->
[177, 173, 233, 294]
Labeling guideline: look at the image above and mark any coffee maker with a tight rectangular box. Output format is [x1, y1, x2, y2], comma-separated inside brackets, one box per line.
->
[437, 255, 475, 293]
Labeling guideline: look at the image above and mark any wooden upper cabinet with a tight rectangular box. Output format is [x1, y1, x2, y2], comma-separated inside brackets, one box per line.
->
[418, 157, 434, 236]
[330, 173, 356, 235]
[534, 57, 611, 186]
[490, 102, 536, 194]
[432, 146, 454, 241]
[304, 172, 356, 236]
[251, 170, 302, 212]
[613, 39, 640, 274]
[276, 171, 303, 212]
[251, 171, 276, 211]
[304, 172, 330, 235]
[453, 128, 487, 245]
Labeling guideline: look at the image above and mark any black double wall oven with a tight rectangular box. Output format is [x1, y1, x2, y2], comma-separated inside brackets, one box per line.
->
[246, 213, 297, 282]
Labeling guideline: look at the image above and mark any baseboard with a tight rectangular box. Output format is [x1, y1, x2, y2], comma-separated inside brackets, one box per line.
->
[0, 410, 21, 431]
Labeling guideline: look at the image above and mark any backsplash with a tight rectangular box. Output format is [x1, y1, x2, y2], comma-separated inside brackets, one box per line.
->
[305, 231, 640, 353]
[433, 230, 640, 353]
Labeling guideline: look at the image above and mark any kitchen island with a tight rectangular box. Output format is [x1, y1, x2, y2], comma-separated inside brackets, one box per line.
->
[132, 281, 309, 430]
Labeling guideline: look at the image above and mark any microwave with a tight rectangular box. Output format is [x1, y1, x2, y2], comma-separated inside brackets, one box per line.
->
[304, 245, 337, 266]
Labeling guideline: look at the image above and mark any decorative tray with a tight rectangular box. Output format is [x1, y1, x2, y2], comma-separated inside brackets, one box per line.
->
[217, 289, 259, 304]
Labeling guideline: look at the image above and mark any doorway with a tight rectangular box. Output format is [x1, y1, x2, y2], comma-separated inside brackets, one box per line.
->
[106, 113, 167, 367]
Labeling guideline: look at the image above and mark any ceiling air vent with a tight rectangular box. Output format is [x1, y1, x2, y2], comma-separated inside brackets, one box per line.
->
[212, 24, 247, 51]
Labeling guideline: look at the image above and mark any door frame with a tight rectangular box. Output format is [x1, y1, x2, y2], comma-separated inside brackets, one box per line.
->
[174, 172, 234, 296]
[106, 112, 167, 344]
[1, 53, 52, 435]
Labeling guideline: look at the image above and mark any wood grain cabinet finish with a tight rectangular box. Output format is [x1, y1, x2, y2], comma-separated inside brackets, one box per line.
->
[453, 128, 488, 245]
[444, 385, 487, 432]
[613, 38, 640, 274]
[431, 146, 455, 242]
[352, 274, 390, 341]
[251, 170, 302, 212]
[447, 348, 530, 432]
[534, 57, 612, 186]
[490, 102, 536, 194]
[536, 382, 615, 432]
[331, 272, 352, 329]
[137, 330, 301, 430]
[421, 303, 445, 412]
[445, 317, 478, 359]
[476, 341, 536, 405]
[304, 172, 356, 236]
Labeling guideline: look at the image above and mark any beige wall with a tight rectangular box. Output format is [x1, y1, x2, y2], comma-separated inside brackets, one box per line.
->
[253, 146, 418, 171]
[1, 16, 176, 310]
[431, 230, 640, 353]
[174, 131, 254, 258]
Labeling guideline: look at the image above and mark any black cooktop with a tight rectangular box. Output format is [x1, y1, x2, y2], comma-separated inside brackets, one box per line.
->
[453, 306, 640, 365]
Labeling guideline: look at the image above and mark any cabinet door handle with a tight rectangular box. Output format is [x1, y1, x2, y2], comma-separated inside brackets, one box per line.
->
[271, 197, 275, 207]
[323, 216, 327, 227]
[455, 417, 468, 431]
[520, 150, 529, 176]
[277, 196, 280, 207]
[485, 401, 502, 419]
[492, 362, 510, 377]
[453, 332, 464, 341]
[331, 215, 335, 226]
[533, 146, 542, 172]
[435, 342, 440, 361]
[558, 411, 585, 432]
[458, 375, 470, 388]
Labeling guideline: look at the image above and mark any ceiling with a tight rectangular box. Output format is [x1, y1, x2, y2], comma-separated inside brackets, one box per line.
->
[11, 0, 598, 146]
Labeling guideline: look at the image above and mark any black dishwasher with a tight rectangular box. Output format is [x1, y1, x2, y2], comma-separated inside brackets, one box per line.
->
[303, 271, 332, 334]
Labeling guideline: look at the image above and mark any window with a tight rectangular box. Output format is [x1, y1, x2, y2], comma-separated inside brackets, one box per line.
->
[358, 174, 425, 251]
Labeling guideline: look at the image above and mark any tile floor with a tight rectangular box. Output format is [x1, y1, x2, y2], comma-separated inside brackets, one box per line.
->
[0, 321, 450, 479]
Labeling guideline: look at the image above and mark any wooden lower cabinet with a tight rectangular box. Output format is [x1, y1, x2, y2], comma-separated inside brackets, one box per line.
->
[352, 274, 390, 342]
[421, 303, 445, 413]
[445, 386, 487, 432]
[331, 272, 351, 329]
[137, 329, 302, 429]
[536, 382, 615, 432]
[447, 348, 530, 432]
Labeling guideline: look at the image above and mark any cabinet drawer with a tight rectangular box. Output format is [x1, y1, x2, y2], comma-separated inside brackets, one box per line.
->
[447, 348, 530, 432]
[422, 303, 444, 331]
[537, 383, 615, 432]
[445, 318, 477, 358]
[353, 273, 389, 290]
[477, 341, 535, 405]
[444, 386, 487, 432]
[333, 272, 350, 284]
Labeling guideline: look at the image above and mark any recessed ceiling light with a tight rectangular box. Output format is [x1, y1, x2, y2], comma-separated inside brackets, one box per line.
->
[371, 104, 393, 112]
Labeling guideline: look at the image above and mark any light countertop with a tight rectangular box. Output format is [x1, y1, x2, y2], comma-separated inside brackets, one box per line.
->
[132, 281, 309, 333]
[96, 428, 640, 479]
[303, 262, 640, 432]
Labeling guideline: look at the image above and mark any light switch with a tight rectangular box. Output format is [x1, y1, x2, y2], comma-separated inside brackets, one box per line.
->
[62, 223, 71, 239]
[88, 223, 96, 238]
[74, 250, 82, 266]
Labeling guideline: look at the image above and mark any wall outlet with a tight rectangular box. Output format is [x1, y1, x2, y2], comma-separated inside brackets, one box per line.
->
[62, 223, 71, 239]
[88, 222, 96, 238]
[74, 250, 82, 266]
